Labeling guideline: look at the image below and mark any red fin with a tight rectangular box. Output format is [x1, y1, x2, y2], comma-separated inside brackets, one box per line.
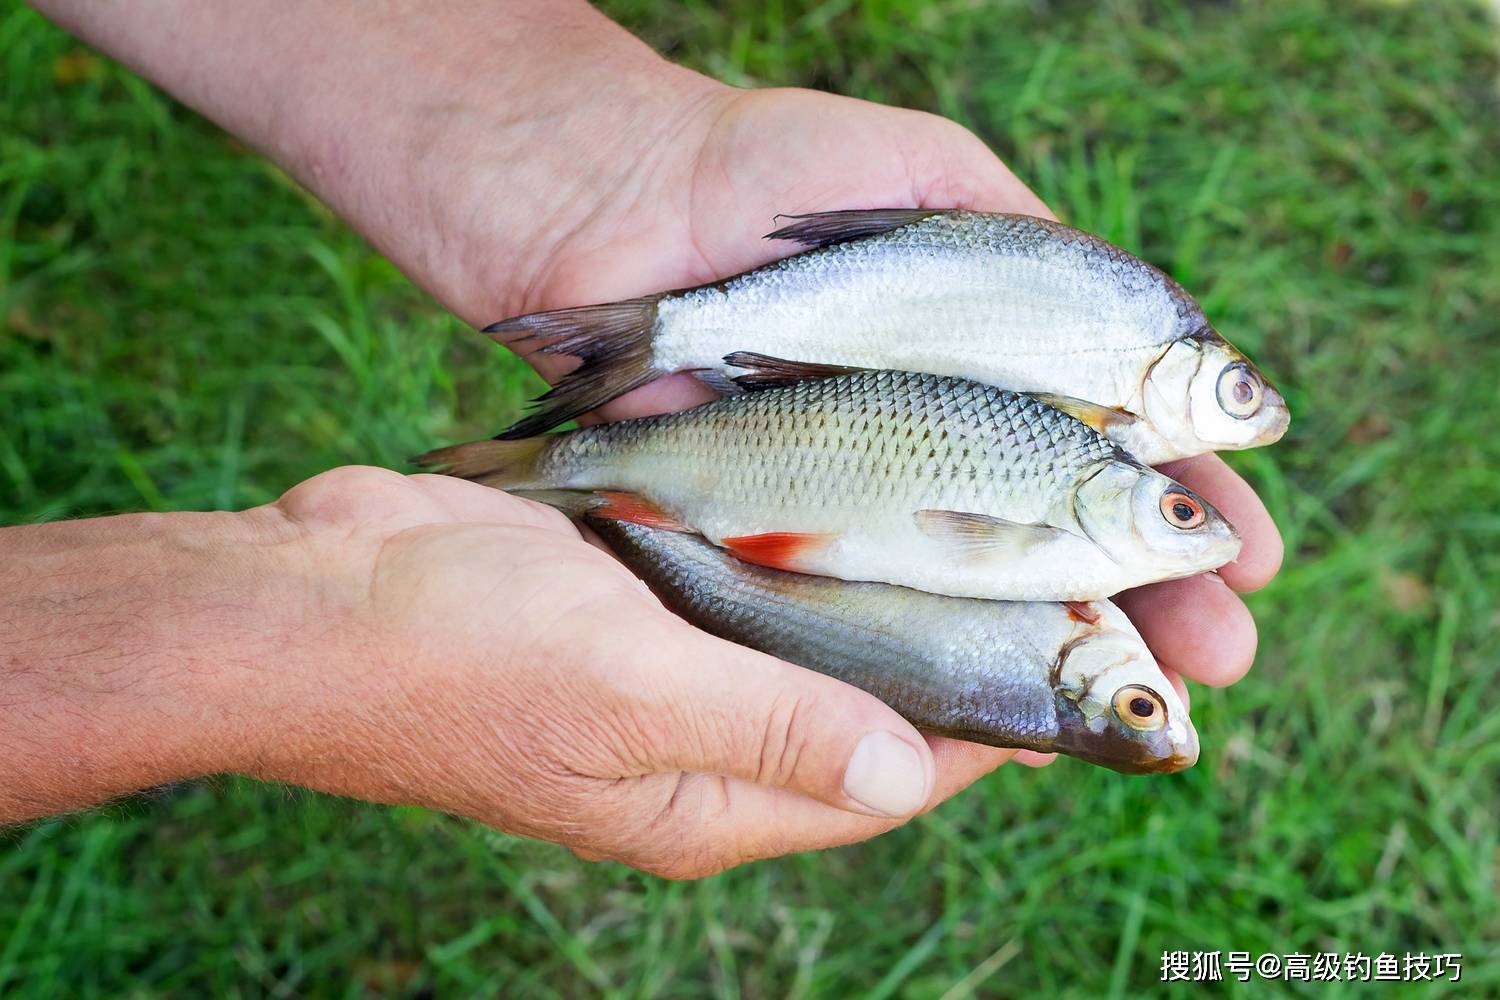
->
[1064, 601, 1102, 625]
[721, 532, 832, 572]
[592, 492, 688, 532]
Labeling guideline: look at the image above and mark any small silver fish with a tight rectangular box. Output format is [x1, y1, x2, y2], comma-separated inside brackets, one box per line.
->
[419, 369, 1241, 602]
[488, 209, 1289, 463]
[581, 515, 1198, 774]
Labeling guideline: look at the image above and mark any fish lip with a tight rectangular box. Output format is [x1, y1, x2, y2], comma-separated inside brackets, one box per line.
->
[1260, 384, 1292, 442]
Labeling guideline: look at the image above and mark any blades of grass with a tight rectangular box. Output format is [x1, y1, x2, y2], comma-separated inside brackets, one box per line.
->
[214, 391, 247, 510]
[1107, 813, 1164, 998]
[113, 448, 169, 511]
[938, 938, 1021, 1000]
[864, 912, 954, 1000]
[0, 840, 57, 992]
[1422, 591, 1460, 745]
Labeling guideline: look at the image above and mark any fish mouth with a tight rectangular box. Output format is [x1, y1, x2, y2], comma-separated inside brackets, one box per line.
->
[1259, 384, 1292, 444]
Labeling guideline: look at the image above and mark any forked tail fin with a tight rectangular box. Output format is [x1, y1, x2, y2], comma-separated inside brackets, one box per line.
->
[414, 436, 551, 488]
[484, 298, 662, 439]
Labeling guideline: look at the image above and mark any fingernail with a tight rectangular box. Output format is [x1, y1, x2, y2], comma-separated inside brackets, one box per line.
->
[843, 731, 929, 817]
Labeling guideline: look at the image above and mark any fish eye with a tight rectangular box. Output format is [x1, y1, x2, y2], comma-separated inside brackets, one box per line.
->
[1113, 685, 1167, 731]
[1216, 362, 1263, 419]
[1159, 489, 1206, 529]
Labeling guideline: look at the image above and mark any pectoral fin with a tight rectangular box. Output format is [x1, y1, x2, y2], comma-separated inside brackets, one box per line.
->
[511, 489, 690, 532]
[913, 509, 1064, 559]
[724, 351, 865, 391]
[1028, 393, 1136, 436]
[1063, 601, 1102, 625]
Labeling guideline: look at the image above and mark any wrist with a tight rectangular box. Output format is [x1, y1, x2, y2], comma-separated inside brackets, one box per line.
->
[384, 35, 731, 323]
[0, 507, 318, 819]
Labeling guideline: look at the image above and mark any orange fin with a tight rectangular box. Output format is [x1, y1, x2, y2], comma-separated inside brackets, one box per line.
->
[721, 531, 833, 572]
[1064, 601, 1102, 625]
[592, 491, 689, 532]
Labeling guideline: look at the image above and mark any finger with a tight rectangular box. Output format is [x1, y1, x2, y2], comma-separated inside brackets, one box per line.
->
[1164, 669, 1191, 713]
[1012, 750, 1058, 769]
[906, 112, 1055, 220]
[611, 737, 1019, 878]
[1114, 573, 1258, 687]
[405, 473, 580, 534]
[613, 616, 938, 819]
[584, 371, 719, 426]
[1156, 454, 1283, 592]
[926, 737, 1017, 795]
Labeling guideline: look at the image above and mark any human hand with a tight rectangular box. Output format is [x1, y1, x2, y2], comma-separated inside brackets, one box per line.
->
[247, 467, 1019, 877]
[26, 0, 1283, 860]
[461, 84, 1284, 745]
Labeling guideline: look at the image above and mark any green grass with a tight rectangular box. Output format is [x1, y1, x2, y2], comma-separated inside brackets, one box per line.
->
[3, 0, 1499, 995]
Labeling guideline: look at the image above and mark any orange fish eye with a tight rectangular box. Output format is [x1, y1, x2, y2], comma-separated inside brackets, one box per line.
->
[1159, 490, 1206, 529]
[1112, 685, 1167, 731]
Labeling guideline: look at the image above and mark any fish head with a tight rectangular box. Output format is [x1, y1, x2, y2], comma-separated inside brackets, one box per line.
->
[1072, 461, 1242, 578]
[1141, 334, 1290, 456]
[1051, 614, 1198, 774]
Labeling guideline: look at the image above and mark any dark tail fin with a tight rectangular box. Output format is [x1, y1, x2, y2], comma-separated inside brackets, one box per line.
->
[414, 437, 551, 488]
[484, 298, 662, 439]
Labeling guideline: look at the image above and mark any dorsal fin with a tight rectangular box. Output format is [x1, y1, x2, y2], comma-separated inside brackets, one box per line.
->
[723, 351, 866, 391]
[764, 209, 944, 249]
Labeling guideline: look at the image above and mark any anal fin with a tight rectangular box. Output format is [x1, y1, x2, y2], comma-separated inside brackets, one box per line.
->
[723, 352, 865, 391]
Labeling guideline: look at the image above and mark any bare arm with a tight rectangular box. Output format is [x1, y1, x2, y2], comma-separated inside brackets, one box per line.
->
[31, 0, 722, 323]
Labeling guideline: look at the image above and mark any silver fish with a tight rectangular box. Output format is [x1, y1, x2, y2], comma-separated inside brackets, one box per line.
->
[488, 209, 1289, 463]
[419, 369, 1241, 601]
[581, 515, 1198, 774]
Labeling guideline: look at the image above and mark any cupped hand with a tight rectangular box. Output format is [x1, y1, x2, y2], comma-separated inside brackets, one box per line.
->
[251, 466, 1010, 878]
[469, 84, 1283, 765]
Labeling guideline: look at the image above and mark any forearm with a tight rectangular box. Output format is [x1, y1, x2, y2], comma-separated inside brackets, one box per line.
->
[0, 509, 307, 821]
[30, 0, 724, 321]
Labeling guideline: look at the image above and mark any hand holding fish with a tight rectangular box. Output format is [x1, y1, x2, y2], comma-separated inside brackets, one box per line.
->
[12, 0, 1283, 875]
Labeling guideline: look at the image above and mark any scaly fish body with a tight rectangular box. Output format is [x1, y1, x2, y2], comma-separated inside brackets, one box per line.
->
[421, 370, 1241, 602]
[489, 210, 1289, 463]
[588, 517, 1198, 774]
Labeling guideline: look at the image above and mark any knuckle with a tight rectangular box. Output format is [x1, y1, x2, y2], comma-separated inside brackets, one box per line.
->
[276, 465, 414, 522]
[754, 690, 815, 789]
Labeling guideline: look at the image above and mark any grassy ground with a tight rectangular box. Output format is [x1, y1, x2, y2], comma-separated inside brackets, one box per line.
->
[3, 0, 1499, 996]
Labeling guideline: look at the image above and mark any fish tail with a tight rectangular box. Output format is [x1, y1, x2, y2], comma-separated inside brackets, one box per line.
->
[484, 298, 663, 439]
[414, 436, 552, 488]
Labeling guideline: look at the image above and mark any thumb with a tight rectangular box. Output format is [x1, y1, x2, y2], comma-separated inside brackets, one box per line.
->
[625, 615, 937, 819]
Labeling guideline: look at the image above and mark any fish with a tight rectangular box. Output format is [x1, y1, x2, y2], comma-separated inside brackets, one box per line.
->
[486, 209, 1290, 464]
[418, 369, 1242, 601]
[574, 513, 1198, 774]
